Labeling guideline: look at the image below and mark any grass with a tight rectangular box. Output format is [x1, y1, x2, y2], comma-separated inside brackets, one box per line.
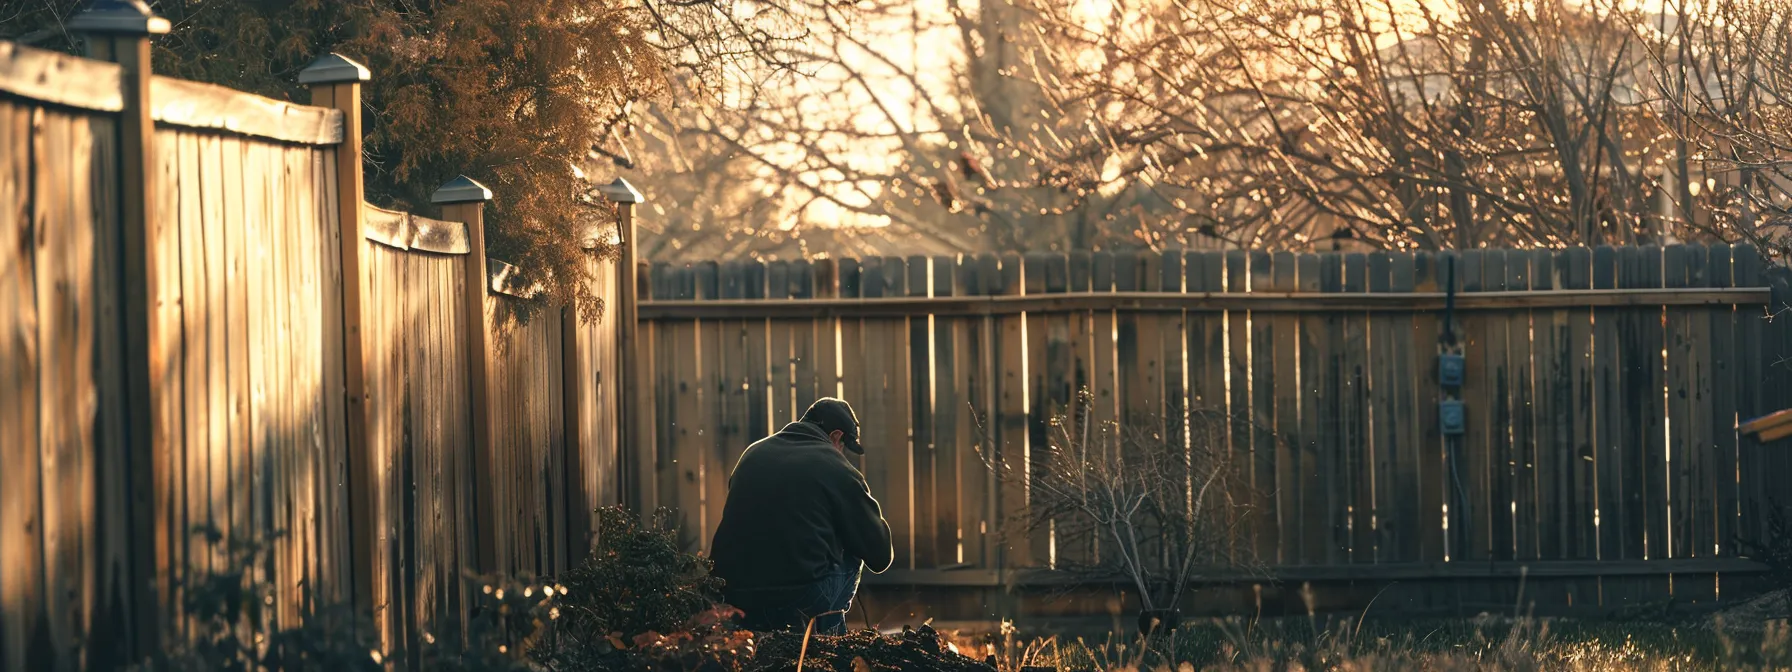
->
[936, 615, 1792, 671]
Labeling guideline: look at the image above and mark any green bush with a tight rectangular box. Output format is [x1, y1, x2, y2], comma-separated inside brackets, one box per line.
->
[555, 506, 726, 641]
[128, 527, 382, 672]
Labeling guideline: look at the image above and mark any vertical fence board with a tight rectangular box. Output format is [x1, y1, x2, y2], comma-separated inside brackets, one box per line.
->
[767, 261, 794, 427]
[1024, 253, 1052, 567]
[1665, 246, 1696, 562]
[1369, 253, 1403, 562]
[1247, 251, 1279, 565]
[1531, 249, 1562, 561]
[1411, 252, 1445, 563]
[1457, 250, 1491, 561]
[1481, 250, 1515, 562]
[1592, 247, 1623, 561]
[1042, 253, 1073, 569]
[1066, 252, 1098, 568]
[1319, 253, 1348, 564]
[1562, 249, 1596, 561]
[1507, 255, 1538, 561]
[1733, 245, 1765, 546]
[909, 256, 935, 569]
[996, 254, 1028, 568]
[693, 261, 724, 553]
[931, 256, 963, 567]
[3, 103, 44, 669]
[1342, 254, 1372, 563]
[1295, 254, 1326, 566]
[1268, 252, 1298, 565]
[1708, 245, 1738, 562]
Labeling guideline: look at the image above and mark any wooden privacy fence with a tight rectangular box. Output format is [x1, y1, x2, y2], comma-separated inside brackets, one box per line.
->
[635, 245, 1792, 616]
[0, 15, 636, 670]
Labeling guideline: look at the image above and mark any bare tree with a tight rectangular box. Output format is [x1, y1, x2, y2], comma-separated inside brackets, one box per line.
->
[1012, 0, 1743, 250]
[1640, 0, 1792, 257]
[978, 391, 1265, 619]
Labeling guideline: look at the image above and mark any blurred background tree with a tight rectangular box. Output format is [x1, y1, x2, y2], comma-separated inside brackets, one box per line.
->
[0, 0, 810, 318]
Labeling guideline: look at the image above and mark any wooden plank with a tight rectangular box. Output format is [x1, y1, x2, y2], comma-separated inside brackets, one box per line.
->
[793, 260, 820, 413]
[1629, 246, 1668, 560]
[995, 254, 1028, 568]
[1530, 249, 1562, 561]
[1665, 245, 1696, 561]
[1295, 253, 1326, 567]
[881, 257, 915, 570]
[837, 258, 866, 483]
[742, 260, 770, 460]
[149, 128, 186, 628]
[1091, 251, 1119, 467]
[1061, 252, 1094, 569]
[1186, 252, 1230, 566]
[0, 42, 125, 112]
[149, 75, 344, 145]
[1042, 253, 1073, 570]
[1341, 254, 1373, 563]
[1411, 251, 1445, 564]
[907, 256, 936, 567]
[1, 102, 43, 671]
[1707, 245, 1738, 561]
[695, 261, 726, 552]
[1559, 249, 1596, 561]
[961, 255, 996, 568]
[1369, 252, 1403, 563]
[1023, 252, 1052, 569]
[768, 261, 794, 426]
[221, 136, 252, 572]
[36, 109, 95, 670]
[1249, 250, 1280, 565]
[930, 256, 962, 567]
[1224, 251, 1254, 561]
[713, 261, 749, 551]
[1456, 250, 1491, 561]
[1479, 250, 1514, 563]
[1269, 252, 1298, 565]
[1590, 247, 1622, 560]
[1390, 253, 1421, 563]
[667, 265, 704, 550]
[1158, 250, 1187, 574]
[1679, 247, 1719, 604]
[859, 257, 899, 567]
[1505, 253, 1537, 561]
[1733, 245, 1766, 547]
[1319, 253, 1348, 564]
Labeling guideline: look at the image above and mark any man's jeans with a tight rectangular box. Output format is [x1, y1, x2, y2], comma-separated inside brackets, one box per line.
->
[726, 563, 861, 635]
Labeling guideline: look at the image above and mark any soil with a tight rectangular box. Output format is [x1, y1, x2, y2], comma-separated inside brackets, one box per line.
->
[749, 624, 999, 672]
[1703, 589, 1792, 632]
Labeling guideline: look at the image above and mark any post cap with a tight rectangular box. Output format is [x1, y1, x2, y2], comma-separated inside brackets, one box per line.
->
[595, 177, 644, 204]
[298, 53, 371, 85]
[431, 176, 493, 205]
[69, 0, 170, 35]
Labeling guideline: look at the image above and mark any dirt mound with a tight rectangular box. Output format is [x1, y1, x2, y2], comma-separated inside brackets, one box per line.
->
[749, 624, 997, 672]
[1704, 590, 1791, 632]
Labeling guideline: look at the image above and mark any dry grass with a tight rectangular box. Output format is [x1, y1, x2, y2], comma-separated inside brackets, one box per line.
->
[934, 615, 1792, 672]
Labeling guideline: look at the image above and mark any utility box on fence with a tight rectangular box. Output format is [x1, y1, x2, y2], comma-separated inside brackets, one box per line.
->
[1440, 400, 1466, 436]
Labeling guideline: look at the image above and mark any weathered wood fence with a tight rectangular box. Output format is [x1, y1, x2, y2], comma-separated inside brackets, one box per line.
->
[635, 246, 1792, 619]
[0, 15, 635, 669]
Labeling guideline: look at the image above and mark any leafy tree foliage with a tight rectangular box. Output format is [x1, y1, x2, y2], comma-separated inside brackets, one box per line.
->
[3, 0, 798, 320]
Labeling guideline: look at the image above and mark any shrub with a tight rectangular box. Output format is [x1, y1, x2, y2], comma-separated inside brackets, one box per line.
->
[128, 527, 382, 672]
[556, 506, 726, 641]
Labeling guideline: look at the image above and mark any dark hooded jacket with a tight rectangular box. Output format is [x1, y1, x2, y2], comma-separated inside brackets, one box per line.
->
[708, 422, 894, 591]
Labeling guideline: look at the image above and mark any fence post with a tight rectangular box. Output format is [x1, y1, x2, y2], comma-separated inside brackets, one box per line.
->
[597, 178, 644, 514]
[70, 0, 171, 661]
[298, 53, 377, 615]
[433, 176, 499, 574]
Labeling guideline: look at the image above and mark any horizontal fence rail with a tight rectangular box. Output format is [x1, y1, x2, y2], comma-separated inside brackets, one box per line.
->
[635, 244, 1792, 617]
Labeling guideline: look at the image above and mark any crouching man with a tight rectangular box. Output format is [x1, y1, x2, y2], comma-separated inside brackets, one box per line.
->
[709, 397, 893, 635]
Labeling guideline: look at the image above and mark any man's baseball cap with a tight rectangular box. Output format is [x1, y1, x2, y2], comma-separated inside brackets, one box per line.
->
[801, 397, 863, 454]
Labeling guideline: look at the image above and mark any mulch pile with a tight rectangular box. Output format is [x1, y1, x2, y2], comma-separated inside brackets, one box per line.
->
[749, 624, 998, 672]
